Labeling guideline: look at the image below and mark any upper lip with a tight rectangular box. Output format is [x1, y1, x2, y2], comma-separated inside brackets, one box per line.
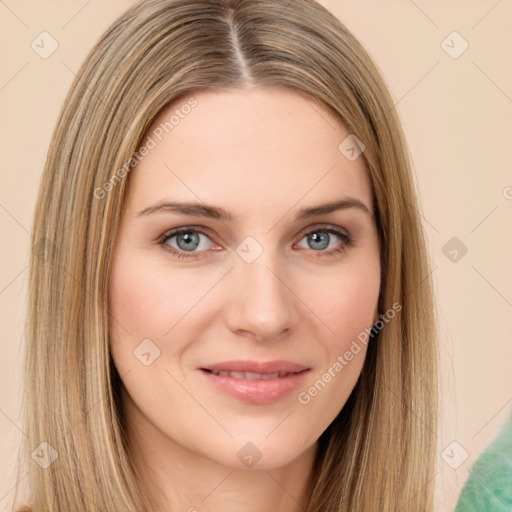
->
[200, 360, 309, 374]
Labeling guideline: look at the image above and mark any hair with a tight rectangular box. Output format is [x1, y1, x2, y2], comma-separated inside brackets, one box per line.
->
[14, 0, 438, 510]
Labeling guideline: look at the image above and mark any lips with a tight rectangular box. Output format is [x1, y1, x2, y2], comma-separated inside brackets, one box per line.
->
[199, 360, 310, 405]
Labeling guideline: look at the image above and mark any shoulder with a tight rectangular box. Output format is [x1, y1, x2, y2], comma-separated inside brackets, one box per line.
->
[455, 414, 512, 511]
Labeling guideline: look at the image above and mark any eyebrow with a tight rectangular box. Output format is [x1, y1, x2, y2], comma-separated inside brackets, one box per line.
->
[136, 197, 372, 221]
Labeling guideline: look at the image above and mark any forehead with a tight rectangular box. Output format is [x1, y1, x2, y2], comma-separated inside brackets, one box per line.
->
[124, 86, 372, 217]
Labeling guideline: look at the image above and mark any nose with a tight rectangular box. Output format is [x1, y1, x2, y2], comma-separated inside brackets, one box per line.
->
[224, 248, 299, 342]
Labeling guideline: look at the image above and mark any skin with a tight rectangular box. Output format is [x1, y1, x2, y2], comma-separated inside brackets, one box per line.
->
[109, 86, 381, 512]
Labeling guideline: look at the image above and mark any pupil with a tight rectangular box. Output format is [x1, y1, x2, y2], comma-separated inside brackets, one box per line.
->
[309, 232, 329, 250]
[178, 232, 199, 251]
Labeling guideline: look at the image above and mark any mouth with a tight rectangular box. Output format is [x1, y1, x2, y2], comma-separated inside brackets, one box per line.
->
[200, 359, 309, 374]
[199, 360, 310, 405]
[202, 369, 304, 379]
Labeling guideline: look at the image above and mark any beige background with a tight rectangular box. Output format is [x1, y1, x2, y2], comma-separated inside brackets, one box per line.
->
[1, 1, 511, 511]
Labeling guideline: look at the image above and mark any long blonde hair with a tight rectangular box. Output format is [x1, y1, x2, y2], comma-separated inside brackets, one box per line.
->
[15, 0, 438, 510]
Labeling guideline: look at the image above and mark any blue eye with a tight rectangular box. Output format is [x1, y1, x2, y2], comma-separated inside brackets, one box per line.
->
[158, 224, 353, 260]
[297, 227, 352, 254]
[158, 227, 212, 258]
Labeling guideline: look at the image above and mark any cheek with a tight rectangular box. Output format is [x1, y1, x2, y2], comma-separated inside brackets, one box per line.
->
[295, 259, 379, 406]
[108, 254, 177, 370]
[308, 260, 380, 345]
[109, 254, 208, 339]
[108, 252, 228, 380]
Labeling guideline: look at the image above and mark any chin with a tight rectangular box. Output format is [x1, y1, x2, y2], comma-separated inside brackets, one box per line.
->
[198, 434, 315, 472]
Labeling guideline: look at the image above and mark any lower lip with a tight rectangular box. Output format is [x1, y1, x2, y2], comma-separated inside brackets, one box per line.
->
[200, 369, 310, 405]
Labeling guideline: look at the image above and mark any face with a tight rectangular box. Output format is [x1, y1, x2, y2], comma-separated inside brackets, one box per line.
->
[109, 86, 381, 471]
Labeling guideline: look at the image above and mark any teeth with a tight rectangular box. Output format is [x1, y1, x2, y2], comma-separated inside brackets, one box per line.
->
[210, 370, 290, 379]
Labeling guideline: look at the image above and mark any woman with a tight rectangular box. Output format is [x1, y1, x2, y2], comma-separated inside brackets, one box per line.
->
[15, 0, 438, 510]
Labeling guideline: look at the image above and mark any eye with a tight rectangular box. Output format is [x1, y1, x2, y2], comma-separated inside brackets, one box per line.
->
[295, 224, 353, 257]
[157, 224, 353, 260]
[157, 227, 217, 259]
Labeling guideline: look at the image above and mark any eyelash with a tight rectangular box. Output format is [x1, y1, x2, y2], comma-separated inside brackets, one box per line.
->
[157, 224, 353, 260]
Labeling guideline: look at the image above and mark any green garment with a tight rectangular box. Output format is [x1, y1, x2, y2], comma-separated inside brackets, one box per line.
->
[455, 412, 512, 511]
